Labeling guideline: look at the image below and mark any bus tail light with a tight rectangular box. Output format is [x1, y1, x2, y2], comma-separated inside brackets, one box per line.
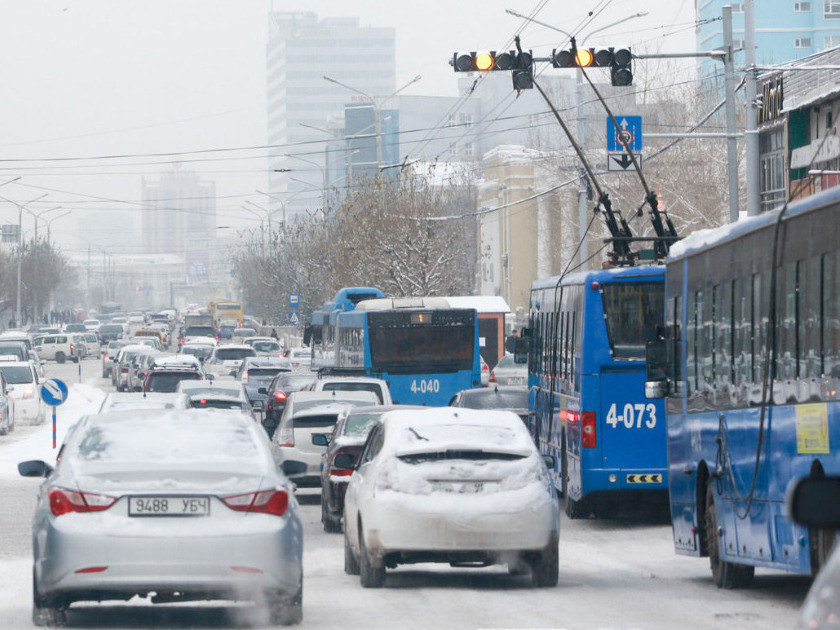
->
[581, 412, 596, 448]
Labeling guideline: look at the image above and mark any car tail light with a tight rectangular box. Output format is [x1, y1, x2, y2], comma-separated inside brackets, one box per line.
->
[241, 370, 248, 384]
[277, 426, 294, 447]
[329, 454, 354, 477]
[489, 371, 497, 383]
[222, 489, 288, 516]
[49, 488, 116, 516]
[120, 366, 128, 373]
[70, 343, 75, 351]
[581, 411, 596, 448]
[22, 386, 35, 399]
[273, 391, 287, 403]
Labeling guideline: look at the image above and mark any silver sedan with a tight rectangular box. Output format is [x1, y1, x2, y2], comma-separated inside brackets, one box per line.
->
[19, 409, 303, 627]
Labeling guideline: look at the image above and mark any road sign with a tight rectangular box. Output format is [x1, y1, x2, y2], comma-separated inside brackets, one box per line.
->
[41, 379, 68, 407]
[608, 152, 643, 172]
[289, 294, 300, 309]
[607, 116, 642, 152]
[288, 311, 300, 325]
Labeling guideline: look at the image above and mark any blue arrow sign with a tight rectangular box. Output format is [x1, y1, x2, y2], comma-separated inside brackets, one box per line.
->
[607, 116, 642, 152]
[41, 379, 68, 407]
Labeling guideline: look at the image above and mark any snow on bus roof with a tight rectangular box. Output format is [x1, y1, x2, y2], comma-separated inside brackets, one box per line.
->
[445, 296, 510, 314]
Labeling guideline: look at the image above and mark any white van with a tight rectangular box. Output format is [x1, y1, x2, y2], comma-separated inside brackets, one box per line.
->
[33, 334, 87, 363]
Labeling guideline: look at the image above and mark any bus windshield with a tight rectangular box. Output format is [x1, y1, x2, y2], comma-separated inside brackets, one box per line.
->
[369, 324, 474, 373]
[601, 282, 664, 360]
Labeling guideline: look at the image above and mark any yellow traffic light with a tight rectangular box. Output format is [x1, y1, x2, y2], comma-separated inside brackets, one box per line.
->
[575, 48, 594, 67]
[475, 52, 494, 71]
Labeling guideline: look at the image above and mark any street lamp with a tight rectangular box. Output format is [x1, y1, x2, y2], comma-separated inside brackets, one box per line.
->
[255, 189, 305, 226]
[25, 205, 62, 242]
[323, 74, 422, 170]
[0, 193, 49, 327]
[44, 210, 71, 244]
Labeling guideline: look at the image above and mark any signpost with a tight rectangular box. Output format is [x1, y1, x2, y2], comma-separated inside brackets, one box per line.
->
[41, 378, 68, 449]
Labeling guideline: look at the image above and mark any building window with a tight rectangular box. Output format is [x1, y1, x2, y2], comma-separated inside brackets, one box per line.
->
[734, 38, 745, 50]
[760, 129, 786, 212]
[826, 34, 840, 48]
[731, 2, 744, 11]
[827, 0, 840, 18]
[459, 113, 473, 129]
[795, 37, 813, 48]
[464, 142, 475, 158]
[795, 1, 812, 10]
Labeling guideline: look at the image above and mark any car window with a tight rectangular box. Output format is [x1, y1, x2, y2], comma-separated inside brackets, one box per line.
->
[253, 341, 280, 352]
[460, 390, 529, 409]
[0, 365, 34, 384]
[342, 411, 383, 438]
[359, 424, 384, 465]
[147, 372, 201, 392]
[322, 382, 384, 403]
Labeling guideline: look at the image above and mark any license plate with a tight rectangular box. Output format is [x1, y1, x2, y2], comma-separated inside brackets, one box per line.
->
[128, 496, 210, 517]
[431, 481, 497, 494]
[508, 377, 524, 385]
[252, 400, 264, 409]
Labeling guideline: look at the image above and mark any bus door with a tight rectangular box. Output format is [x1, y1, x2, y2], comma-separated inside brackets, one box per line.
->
[599, 369, 667, 480]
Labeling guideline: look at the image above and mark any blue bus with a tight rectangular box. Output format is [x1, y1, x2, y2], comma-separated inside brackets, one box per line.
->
[645, 185, 840, 587]
[528, 265, 668, 519]
[328, 297, 482, 406]
[307, 287, 384, 371]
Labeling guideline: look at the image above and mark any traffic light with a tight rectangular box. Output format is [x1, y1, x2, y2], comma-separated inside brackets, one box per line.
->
[511, 51, 534, 90]
[610, 48, 633, 86]
[551, 46, 633, 85]
[452, 51, 516, 72]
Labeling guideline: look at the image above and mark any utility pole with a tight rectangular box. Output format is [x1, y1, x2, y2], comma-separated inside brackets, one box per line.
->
[722, 6, 741, 223]
[744, 0, 760, 215]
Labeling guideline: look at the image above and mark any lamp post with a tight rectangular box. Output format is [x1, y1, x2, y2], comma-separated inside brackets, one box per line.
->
[255, 189, 304, 226]
[323, 74, 422, 170]
[45, 210, 72, 244]
[26, 205, 62, 242]
[0, 193, 49, 327]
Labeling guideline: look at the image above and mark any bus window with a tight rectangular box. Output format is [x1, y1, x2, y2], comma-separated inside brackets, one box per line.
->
[601, 282, 664, 360]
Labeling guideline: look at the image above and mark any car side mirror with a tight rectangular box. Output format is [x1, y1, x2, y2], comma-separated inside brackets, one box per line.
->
[644, 338, 670, 399]
[205, 373, 215, 380]
[18, 459, 53, 478]
[258, 387, 267, 395]
[312, 433, 330, 447]
[542, 455, 555, 470]
[332, 453, 356, 470]
[788, 476, 840, 528]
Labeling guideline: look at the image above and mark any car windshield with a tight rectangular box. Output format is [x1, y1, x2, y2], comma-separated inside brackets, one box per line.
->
[147, 372, 201, 392]
[0, 365, 33, 384]
[253, 341, 280, 352]
[323, 382, 384, 403]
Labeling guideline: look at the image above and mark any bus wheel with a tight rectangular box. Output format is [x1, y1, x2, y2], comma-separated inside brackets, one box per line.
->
[704, 485, 754, 589]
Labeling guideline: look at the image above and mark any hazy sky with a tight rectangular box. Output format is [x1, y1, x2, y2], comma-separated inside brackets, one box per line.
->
[0, 0, 696, 254]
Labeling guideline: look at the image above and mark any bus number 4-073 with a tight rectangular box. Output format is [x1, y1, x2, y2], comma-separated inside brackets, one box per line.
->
[410, 379, 440, 394]
[605, 403, 657, 429]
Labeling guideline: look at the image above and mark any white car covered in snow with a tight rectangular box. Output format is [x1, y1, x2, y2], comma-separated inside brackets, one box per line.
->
[341, 406, 559, 588]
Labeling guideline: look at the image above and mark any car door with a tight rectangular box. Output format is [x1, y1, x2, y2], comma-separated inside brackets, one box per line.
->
[344, 423, 385, 548]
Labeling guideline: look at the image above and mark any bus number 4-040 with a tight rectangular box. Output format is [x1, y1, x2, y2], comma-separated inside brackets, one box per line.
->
[410, 379, 441, 394]
[605, 403, 657, 429]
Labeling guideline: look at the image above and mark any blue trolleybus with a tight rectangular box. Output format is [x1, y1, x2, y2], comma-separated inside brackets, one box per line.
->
[645, 185, 840, 587]
[528, 265, 668, 519]
[309, 293, 481, 406]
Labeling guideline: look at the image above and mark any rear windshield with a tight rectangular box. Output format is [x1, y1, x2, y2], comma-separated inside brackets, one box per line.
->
[0, 365, 33, 384]
[181, 345, 213, 359]
[248, 367, 288, 378]
[215, 348, 256, 361]
[292, 413, 340, 428]
[147, 372, 201, 392]
[0, 346, 25, 358]
[343, 412, 383, 438]
[323, 382, 384, 403]
[601, 281, 664, 360]
[275, 374, 316, 390]
[191, 399, 247, 410]
[460, 390, 529, 410]
[253, 341, 280, 352]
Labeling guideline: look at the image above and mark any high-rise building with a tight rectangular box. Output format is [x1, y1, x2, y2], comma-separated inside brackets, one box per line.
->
[266, 12, 395, 221]
[141, 163, 216, 255]
[697, 1, 840, 77]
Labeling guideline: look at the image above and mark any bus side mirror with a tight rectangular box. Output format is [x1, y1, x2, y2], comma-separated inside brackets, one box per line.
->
[788, 476, 840, 528]
[644, 338, 669, 399]
[303, 326, 312, 346]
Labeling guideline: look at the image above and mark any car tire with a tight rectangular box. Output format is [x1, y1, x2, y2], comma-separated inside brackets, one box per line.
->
[267, 583, 302, 626]
[705, 484, 754, 589]
[32, 570, 66, 627]
[55, 352, 66, 364]
[321, 498, 342, 534]
[359, 525, 385, 588]
[530, 533, 559, 587]
[344, 527, 360, 575]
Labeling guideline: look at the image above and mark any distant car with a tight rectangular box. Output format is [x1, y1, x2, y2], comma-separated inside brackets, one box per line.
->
[101, 340, 131, 379]
[231, 327, 258, 343]
[0, 331, 33, 351]
[33, 334, 86, 364]
[317, 404, 422, 533]
[178, 380, 255, 418]
[342, 407, 559, 588]
[204, 344, 257, 379]
[112, 344, 154, 391]
[449, 385, 530, 424]
[97, 323, 125, 343]
[128, 350, 162, 392]
[0, 340, 29, 363]
[218, 319, 238, 340]
[0, 360, 45, 425]
[262, 372, 318, 437]
[82, 318, 101, 332]
[18, 409, 304, 626]
[143, 364, 206, 393]
[236, 356, 292, 411]
[63, 323, 87, 334]
[245, 337, 283, 356]
[0, 370, 14, 435]
[180, 342, 214, 363]
[270, 390, 380, 487]
[82, 332, 102, 358]
[307, 376, 393, 405]
[489, 353, 528, 386]
[286, 347, 312, 371]
[98, 392, 191, 413]
[480, 355, 490, 386]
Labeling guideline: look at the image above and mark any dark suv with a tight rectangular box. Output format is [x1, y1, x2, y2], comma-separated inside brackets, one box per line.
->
[235, 356, 292, 411]
[143, 365, 205, 393]
[261, 371, 317, 437]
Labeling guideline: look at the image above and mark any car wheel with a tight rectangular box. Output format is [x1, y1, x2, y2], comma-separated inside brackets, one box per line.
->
[32, 569, 66, 627]
[705, 484, 754, 588]
[321, 497, 342, 534]
[267, 583, 302, 626]
[359, 524, 385, 588]
[530, 533, 559, 587]
[55, 352, 65, 364]
[344, 527, 360, 575]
